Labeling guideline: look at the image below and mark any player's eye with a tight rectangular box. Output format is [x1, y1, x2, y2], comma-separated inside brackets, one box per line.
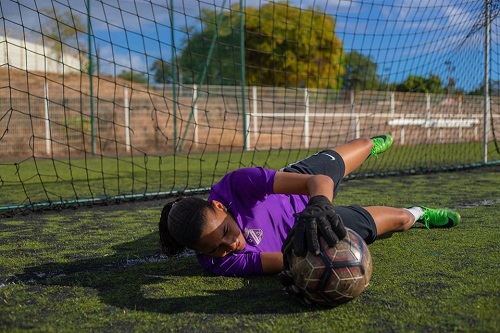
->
[213, 246, 228, 257]
[206, 245, 218, 255]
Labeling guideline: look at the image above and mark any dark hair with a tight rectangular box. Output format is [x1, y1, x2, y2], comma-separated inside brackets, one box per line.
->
[159, 196, 213, 256]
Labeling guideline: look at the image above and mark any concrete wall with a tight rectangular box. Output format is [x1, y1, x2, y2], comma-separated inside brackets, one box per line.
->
[0, 36, 81, 73]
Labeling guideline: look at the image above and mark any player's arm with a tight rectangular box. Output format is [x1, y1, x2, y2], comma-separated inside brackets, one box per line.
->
[261, 172, 334, 275]
[260, 252, 284, 274]
[274, 171, 346, 256]
[272, 172, 334, 201]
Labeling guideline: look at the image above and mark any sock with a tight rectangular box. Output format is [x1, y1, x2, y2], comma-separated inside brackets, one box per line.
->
[404, 207, 425, 225]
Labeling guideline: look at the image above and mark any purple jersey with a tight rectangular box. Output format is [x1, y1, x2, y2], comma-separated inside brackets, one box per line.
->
[196, 167, 308, 276]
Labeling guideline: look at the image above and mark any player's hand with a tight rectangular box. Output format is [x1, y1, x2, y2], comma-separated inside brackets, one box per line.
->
[278, 269, 313, 307]
[284, 195, 346, 257]
[278, 255, 313, 307]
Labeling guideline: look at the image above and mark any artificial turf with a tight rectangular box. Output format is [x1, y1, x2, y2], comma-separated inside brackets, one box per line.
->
[0, 165, 499, 333]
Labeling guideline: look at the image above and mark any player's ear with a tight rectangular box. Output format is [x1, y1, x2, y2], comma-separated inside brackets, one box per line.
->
[211, 200, 227, 212]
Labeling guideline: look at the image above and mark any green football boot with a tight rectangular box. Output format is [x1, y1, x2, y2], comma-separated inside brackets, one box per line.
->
[370, 134, 393, 156]
[417, 206, 461, 229]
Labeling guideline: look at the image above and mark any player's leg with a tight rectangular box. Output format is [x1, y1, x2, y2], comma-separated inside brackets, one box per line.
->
[280, 134, 393, 197]
[332, 134, 393, 177]
[363, 206, 415, 235]
[333, 203, 459, 246]
[331, 138, 372, 177]
[364, 205, 461, 236]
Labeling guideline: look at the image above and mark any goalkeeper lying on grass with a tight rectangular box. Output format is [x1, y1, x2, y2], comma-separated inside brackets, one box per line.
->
[158, 134, 460, 277]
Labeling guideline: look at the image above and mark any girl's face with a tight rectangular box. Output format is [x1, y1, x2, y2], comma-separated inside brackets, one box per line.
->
[193, 201, 246, 257]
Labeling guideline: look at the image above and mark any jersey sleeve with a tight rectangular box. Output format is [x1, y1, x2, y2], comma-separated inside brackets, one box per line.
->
[232, 167, 276, 199]
[196, 251, 263, 277]
[209, 167, 277, 207]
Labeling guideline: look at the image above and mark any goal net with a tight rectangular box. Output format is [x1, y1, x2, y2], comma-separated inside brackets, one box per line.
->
[0, 0, 499, 211]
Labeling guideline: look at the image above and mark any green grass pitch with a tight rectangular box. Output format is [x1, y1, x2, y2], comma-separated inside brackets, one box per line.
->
[1, 141, 498, 210]
[0, 165, 499, 332]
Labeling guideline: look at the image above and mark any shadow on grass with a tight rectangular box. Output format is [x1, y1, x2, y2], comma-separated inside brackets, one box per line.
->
[4, 232, 309, 315]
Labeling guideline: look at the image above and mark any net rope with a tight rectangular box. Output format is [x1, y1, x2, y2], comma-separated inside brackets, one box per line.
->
[0, 0, 499, 212]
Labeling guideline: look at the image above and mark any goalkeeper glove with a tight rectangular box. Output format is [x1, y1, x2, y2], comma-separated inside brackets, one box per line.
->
[277, 269, 313, 307]
[283, 195, 346, 257]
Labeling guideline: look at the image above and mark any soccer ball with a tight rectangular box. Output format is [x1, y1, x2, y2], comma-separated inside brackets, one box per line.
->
[287, 228, 373, 307]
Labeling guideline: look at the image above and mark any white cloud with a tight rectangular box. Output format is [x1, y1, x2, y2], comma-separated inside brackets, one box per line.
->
[1, 0, 493, 86]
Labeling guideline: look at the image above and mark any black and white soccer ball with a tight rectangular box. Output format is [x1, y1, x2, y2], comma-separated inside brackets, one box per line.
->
[287, 228, 373, 307]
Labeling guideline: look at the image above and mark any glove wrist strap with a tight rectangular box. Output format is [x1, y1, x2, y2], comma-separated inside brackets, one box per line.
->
[308, 195, 331, 205]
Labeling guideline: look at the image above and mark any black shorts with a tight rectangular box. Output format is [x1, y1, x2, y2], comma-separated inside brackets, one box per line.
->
[281, 150, 378, 244]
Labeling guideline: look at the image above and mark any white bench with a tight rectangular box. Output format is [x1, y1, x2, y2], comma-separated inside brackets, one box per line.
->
[387, 118, 480, 128]
[387, 118, 480, 143]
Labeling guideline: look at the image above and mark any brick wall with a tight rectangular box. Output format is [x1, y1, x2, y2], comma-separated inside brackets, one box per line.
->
[0, 68, 492, 159]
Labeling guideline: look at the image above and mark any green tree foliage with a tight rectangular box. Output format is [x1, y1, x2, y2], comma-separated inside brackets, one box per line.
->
[342, 51, 380, 90]
[245, 2, 343, 88]
[150, 59, 173, 84]
[467, 80, 500, 96]
[396, 74, 443, 93]
[177, 2, 344, 88]
[41, 7, 88, 70]
[178, 8, 241, 85]
[118, 70, 149, 84]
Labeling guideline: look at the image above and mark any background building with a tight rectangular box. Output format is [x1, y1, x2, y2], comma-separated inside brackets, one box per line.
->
[0, 34, 82, 73]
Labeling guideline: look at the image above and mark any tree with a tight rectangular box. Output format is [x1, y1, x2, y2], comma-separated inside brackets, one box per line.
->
[150, 59, 173, 84]
[443, 77, 456, 94]
[396, 74, 443, 93]
[41, 7, 88, 71]
[118, 70, 149, 84]
[178, 9, 241, 85]
[244, 2, 344, 88]
[467, 80, 500, 96]
[178, 2, 344, 88]
[341, 51, 380, 91]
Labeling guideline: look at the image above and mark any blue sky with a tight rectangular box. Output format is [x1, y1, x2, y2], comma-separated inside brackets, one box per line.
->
[1, 0, 498, 91]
